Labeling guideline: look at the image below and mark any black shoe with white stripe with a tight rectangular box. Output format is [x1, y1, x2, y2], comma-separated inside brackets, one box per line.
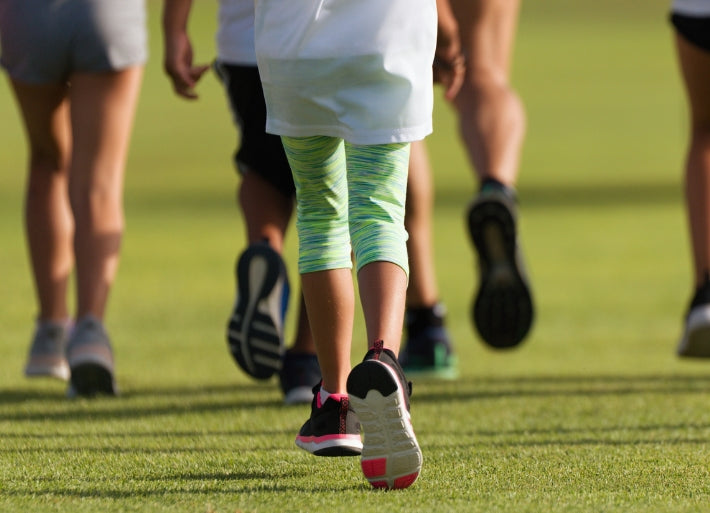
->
[295, 383, 362, 456]
[227, 242, 289, 379]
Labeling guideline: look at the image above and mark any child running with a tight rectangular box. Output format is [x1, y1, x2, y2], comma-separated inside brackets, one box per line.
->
[253, 0, 436, 489]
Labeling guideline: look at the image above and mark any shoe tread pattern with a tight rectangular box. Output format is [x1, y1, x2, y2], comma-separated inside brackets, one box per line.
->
[468, 195, 534, 349]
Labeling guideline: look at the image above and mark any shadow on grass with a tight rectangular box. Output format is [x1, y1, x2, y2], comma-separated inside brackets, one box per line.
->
[436, 180, 681, 210]
[411, 373, 710, 404]
[2, 373, 709, 426]
[0, 382, 293, 422]
[1, 468, 364, 499]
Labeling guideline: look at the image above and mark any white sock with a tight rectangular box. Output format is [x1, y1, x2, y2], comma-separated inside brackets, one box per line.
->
[319, 387, 332, 405]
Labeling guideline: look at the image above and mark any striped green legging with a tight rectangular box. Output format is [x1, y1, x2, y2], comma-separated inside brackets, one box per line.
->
[281, 135, 410, 277]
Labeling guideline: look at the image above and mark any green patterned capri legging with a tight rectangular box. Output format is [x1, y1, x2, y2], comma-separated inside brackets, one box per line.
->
[281, 135, 410, 277]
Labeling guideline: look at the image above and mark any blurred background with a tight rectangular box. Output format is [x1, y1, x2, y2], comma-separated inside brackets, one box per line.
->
[0, 0, 693, 390]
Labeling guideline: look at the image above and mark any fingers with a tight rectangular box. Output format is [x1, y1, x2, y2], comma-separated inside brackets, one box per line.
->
[433, 53, 465, 101]
[162, 32, 210, 100]
[167, 63, 210, 99]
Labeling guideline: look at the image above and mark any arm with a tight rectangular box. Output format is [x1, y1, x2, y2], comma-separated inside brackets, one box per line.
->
[434, 0, 465, 101]
[162, 0, 210, 99]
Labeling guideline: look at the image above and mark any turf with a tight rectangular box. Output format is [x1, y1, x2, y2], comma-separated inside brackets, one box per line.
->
[1, 0, 709, 511]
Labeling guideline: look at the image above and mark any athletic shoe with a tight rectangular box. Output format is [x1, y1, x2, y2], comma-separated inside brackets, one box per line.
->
[279, 351, 321, 405]
[678, 279, 710, 357]
[467, 183, 534, 349]
[295, 383, 363, 456]
[24, 319, 71, 381]
[347, 341, 422, 490]
[227, 242, 290, 380]
[399, 304, 458, 379]
[66, 315, 117, 397]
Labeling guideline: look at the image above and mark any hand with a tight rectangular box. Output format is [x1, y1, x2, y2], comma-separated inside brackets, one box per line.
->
[433, 49, 465, 101]
[432, 0, 465, 101]
[163, 31, 210, 100]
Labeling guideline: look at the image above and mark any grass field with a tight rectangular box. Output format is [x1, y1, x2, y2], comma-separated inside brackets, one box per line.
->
[2, 1, 709, 511]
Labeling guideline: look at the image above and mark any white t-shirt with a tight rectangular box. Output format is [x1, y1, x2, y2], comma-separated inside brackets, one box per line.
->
[254, 0, 436, 145]
[672, 0, 710, 16]
[216, 0, 256, 65]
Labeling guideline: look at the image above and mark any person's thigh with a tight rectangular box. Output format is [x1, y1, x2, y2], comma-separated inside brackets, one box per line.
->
[68, 67, 144, 186]
[449, 0, 521, 78]
[9, 80, 70, 168]
[675, 33, 710, 129]
[214, 62, 295, 198]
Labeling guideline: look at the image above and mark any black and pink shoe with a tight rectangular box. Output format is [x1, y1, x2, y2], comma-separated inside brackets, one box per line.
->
[347, 341, 422, 489]
[295, 383, 362, 457]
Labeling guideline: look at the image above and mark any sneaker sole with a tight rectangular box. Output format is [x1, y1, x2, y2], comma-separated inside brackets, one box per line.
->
[25, 361, 70, 381]
[295, 433, 363, 457]
[468, 196, 534, 349]
[678, 305, 710, 357]
[347, 360, 422, 489]
[69, 359, 117, 397]
[227, 245, 287, 379]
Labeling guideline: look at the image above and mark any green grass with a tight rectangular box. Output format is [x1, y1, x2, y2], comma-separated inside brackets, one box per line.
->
[1, 0, 708, 511]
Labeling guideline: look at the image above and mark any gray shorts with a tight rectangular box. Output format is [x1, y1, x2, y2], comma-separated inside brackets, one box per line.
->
[0, 0, 147, 84]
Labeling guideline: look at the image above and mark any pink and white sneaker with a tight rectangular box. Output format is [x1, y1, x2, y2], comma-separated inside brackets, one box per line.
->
[347, 341, 422, 490]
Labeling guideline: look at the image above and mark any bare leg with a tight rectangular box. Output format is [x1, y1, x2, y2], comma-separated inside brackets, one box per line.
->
[673, 33, 710, 358]
[449, 0, 525, 186]
[675, 34, 710, 287]
[401, 140, 455, 374]
[238, 172, 316, 354]
[358, 262, 408, 355]
[301, 268, 354, 394]
[238, 171, 293, 251]
[68, 67, 144, 320]
[10, 80, 73, 323]
[405, 140, 439, 308]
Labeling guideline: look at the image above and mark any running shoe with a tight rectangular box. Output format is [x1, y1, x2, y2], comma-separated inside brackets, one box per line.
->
[295, 383, 363, 456]
[66, 315, 117, 397]
[279, 351, 321, 405]
[399, 304, 457, 379]
[467, 183, 534, 349]
[347, 341, 422, 490]
[678, 279, 710, 357]
[24, 319, 71, 381]
[227, 242, 289, 379]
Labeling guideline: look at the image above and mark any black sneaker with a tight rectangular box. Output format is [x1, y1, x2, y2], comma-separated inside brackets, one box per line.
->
[65, 315, 117, 398]
[399, 304, 458, 379]
[467, 183, 534, 349]
[347, 341, 422, 489]
[678, 277, 710, 357]
[227, 242, 289, 379]
[295, 383, 363, 456]
[279, 351, 321, 405]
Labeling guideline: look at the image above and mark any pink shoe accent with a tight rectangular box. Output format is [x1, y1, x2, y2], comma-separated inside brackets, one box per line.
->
[361, 457, 387, 478]
[369, 340, 385, 355]
[393, 472, 419, 489]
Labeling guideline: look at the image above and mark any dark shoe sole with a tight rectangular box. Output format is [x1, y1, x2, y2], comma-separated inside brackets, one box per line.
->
[227, 244, 287, 379]
[347, 360, 421, 489]
[295, 436, 363, 457]
[69, 362, 117, 397]
[678, 305, 710, 358]
[468, 195, 534, 349]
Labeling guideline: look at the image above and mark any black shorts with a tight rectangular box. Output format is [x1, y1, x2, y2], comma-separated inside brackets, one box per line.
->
[670, 13, 710, 53]
[213, 62, 295, 199]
